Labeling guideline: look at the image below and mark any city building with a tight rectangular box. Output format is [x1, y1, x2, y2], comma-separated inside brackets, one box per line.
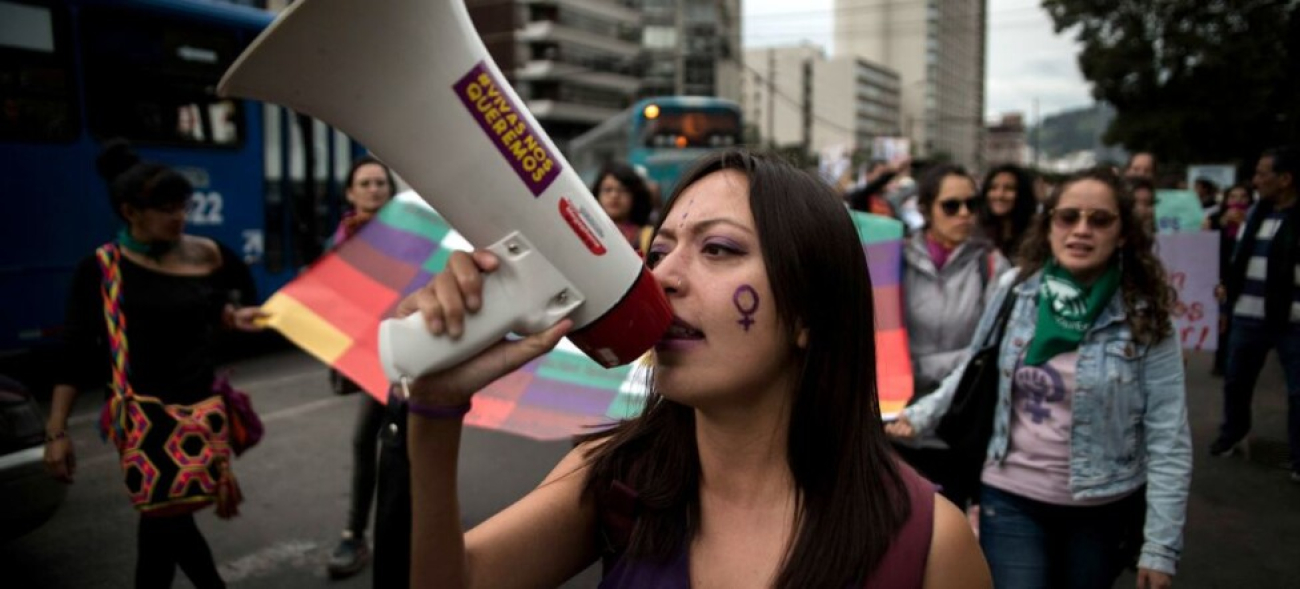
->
[833, 0, 986, 168]
[742, 45, 820, 150]
[467, 0, 644, 146]
[633, 0, 742, 102]
[741, 45, 900, 155]
[811, 55, 901, 153]
[984, 112, 1028, 166]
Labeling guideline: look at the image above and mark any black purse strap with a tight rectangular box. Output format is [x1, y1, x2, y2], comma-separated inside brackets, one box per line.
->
[981, 277, 1021, 350]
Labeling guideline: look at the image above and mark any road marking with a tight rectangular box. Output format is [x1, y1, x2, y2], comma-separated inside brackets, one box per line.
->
[260, 396, 348, 422]
[218, 540, 320, 583]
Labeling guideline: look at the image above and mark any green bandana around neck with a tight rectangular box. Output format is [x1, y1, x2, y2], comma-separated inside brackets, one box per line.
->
[1024, 259, 1121, 366]
[117, 227, 177, 260]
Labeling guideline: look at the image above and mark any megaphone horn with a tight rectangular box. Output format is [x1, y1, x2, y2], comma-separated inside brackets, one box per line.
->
[219, 0, 671, 380]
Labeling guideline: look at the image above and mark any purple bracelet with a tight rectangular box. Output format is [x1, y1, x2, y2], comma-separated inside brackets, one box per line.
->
[406, 399, 472, 420]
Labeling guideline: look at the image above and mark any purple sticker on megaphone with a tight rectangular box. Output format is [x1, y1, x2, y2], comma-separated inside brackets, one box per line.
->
[454, 62, 562, 197]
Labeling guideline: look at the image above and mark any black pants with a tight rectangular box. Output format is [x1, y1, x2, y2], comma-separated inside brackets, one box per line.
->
[136, 513, 224, 589]
[346, 394, 386, 536]
[373, 400, 411, 589]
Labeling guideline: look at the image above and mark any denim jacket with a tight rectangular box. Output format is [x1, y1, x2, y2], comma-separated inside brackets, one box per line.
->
[903, 270, 1193, 575]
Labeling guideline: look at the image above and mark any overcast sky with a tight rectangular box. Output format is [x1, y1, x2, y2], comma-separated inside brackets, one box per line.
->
[742, 0, 1094, 122]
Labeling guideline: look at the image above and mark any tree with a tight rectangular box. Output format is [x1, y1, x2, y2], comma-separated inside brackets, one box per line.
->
[1043, 0, 1300, 165]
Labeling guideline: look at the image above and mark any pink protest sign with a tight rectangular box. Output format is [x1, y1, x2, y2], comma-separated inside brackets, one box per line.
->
[1156, 232, 1220, 351]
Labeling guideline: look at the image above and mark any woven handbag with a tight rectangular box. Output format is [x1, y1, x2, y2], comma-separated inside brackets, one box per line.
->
[96, 243, 242, 518]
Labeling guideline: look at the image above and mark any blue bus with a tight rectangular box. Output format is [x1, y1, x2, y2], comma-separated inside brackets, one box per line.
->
[0, 0, 361, 361]
[566, 96, 742, 200]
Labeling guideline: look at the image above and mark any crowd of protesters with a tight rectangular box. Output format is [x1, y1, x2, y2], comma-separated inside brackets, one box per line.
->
[40, 140, 1296, 588]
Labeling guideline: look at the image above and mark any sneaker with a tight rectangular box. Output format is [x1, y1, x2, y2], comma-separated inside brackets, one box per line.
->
[326, 532, 371, 579]
[1209, 437, 1247, 457]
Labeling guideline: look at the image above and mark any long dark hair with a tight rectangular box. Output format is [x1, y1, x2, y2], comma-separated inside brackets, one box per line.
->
[1016, 167, 1174, 345]
[95, 138, 192, 220]
[590, 161, 654, 226]
[979, 163, 1038, 258]
[578, 150, 909, 588]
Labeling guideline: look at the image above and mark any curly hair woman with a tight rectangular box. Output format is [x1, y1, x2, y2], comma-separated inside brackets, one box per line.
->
[889, 167, 1191, 589]
[978, 163, 1039, 261]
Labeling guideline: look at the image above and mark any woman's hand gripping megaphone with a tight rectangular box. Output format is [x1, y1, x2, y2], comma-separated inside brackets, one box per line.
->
[391, 250, 573, 407]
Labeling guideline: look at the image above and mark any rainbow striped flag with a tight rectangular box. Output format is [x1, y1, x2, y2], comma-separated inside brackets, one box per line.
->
[850, 211, 913, 418]
[262, 198, 911, 440]
[261, 197, 451, 407]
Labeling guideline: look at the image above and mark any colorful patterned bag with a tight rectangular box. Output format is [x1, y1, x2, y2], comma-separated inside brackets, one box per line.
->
[96, 244, 243, 518]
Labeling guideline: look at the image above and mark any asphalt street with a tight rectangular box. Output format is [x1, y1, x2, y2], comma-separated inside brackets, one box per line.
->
[5, 347, 1297, 588]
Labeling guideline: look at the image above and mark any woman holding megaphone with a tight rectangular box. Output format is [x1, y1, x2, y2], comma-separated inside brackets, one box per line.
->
[395, 150, 990, 588]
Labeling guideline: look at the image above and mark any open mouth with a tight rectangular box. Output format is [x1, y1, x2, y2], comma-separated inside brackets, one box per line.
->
[663, 317, 705, 340]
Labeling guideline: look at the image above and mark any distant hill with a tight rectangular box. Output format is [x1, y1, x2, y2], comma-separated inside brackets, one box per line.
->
[1028, 103, 1126, 163]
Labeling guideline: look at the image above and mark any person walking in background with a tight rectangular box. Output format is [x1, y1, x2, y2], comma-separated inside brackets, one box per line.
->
[1194, 178, 1223, 230]
[979, 163, 1039, 260]
[324, 156, 397, 579]
[1212, 183, 1256, 376]
[1129, 177, 1157, 236]
[43, 140, 265, 589]
[897, 164, 1009, 510]
[846, 156, 910, 219]
[1211, 146, 1300, 484]
[592, 161, 656, 255]
[1219, 184, 1255, 242]
[398, 150, 990, 588]
[889, 167, 1192, 588]
[1125, 151, 1157, 182]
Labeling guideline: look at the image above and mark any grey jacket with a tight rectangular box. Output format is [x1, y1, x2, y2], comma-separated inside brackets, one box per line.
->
[903, 232, 1010, 397]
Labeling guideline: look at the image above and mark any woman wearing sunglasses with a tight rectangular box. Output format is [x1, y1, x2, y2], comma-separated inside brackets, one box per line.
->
[894, 164, 1009, 510]
[889, 168, 1191, 589]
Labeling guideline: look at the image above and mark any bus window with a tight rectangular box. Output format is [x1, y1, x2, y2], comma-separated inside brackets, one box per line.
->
[639, 109, 740, 149]
[0, 0, 78, 142]
[78, 6, 245, 147]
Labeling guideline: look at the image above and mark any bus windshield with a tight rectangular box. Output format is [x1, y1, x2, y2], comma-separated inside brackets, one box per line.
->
[639, 107, 740, 149]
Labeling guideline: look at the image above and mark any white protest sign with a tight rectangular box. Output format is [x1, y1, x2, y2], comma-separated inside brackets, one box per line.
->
[1187, 164, 1236, 194]
[872, 137, 910, 162]
[1156, 232, 1220, 350]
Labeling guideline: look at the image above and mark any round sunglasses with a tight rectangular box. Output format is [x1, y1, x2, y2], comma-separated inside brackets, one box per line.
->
[1050, 207, 1119, 230]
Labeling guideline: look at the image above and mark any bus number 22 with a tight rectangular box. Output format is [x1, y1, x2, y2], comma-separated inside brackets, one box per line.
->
[188, 191, 225, 225]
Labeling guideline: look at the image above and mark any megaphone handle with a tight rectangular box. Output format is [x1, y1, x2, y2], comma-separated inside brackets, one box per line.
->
[378, 232, 585, 383]
[378, 269, 520, 381]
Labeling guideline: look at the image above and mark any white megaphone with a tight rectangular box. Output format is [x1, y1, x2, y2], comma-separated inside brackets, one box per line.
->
[218, 0, 672, 381]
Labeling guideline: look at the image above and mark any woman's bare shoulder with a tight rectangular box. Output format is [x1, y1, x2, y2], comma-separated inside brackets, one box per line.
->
[180, 235, 223, 268]
[922, 496, 991, 589]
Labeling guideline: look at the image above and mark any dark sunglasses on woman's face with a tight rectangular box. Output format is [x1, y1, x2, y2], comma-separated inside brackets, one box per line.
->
[1050, 207, 1119, 230]
[938, 196, 985, 216]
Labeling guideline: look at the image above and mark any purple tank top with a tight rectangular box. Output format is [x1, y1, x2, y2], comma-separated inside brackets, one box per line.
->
[597, 464, 935, 589]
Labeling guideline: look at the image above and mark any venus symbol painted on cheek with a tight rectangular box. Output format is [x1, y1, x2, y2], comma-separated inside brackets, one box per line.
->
[733, 285, 759, 331]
